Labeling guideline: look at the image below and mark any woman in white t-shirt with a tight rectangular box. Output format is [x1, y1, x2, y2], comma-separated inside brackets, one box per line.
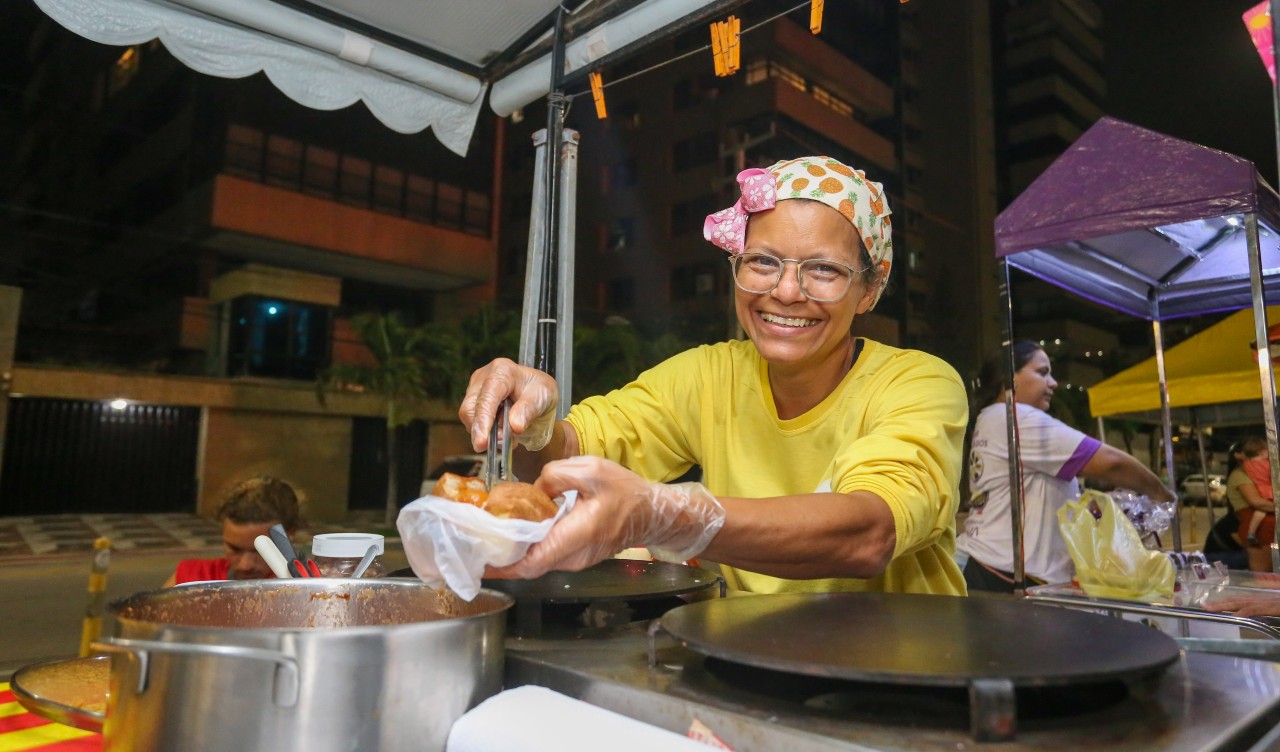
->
[957, 341, 1174, 593]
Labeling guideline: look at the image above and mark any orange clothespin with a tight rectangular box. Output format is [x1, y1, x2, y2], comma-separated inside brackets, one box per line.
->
[589, 71, 607, 119]
[710, 16, 740, 77]
[810, 0, 824, 34]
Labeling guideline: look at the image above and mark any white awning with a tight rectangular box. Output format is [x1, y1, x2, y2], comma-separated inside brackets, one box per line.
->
[34, 0, 723, 155]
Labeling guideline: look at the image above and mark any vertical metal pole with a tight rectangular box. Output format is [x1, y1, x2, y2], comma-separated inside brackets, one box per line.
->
[1246, 212, 1280, 571]
[1194, 415, 1213, 542]
[535, 7, 569, 377]
[0, 285, 22, 491]
[1151, 297, 1181, 552]
[999, 260, 1026, 592]
[554, 130, 580, 418]
[1096, 416, 1105, 442]
[518, 132, 549, 367]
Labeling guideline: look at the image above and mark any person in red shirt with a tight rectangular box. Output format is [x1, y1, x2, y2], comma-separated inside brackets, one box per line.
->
[163, 476, 301, 586]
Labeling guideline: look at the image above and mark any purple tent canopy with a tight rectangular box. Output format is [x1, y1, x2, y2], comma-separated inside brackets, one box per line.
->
[995, 117, 1280, 319]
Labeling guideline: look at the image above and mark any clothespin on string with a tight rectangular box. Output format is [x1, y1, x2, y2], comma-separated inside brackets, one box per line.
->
[589, 71, 608, 119]
[710, 16, 741, 77]
[810, 0, 823, 34]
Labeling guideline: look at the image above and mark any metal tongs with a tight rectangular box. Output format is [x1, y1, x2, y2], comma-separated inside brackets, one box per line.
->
[484, 400, 514, 490]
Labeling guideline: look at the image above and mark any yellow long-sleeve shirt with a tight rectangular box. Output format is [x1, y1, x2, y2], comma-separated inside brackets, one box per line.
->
[566, 338, 968, 595]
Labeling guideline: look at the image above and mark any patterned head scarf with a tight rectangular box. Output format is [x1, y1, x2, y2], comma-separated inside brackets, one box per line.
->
[703, 156, 893, 308]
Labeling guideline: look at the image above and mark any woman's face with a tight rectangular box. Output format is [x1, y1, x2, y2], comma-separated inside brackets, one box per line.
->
[734, 200, 877, 372]
[1013, 348, 1056, 410]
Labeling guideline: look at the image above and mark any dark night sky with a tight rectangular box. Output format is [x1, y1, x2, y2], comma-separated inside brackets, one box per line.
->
[1102, 0, 1277, 186]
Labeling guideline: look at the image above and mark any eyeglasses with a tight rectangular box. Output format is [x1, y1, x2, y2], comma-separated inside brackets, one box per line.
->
[727, 252, 863, 303]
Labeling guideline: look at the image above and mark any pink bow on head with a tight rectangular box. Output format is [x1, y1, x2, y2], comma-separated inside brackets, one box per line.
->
[703, 168, 777, 254]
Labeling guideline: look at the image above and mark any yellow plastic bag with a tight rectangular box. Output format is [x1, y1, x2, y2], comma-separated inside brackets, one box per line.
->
[1057, 489, 1175, 601]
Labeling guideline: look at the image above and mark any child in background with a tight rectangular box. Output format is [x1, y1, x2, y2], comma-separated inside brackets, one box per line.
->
[1244, 449, 1274, 546]
[164, 476, 302, 586]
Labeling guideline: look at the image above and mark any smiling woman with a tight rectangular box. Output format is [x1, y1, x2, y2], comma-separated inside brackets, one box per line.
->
[460, 156, 970, 596]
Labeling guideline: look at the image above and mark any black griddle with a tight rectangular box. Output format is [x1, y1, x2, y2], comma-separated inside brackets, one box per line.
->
[389, 559, 724, 637]
[658, 591, 1181, 741]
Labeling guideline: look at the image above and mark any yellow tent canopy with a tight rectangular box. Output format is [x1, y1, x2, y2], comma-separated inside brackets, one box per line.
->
[1087, 306, 1280, 418]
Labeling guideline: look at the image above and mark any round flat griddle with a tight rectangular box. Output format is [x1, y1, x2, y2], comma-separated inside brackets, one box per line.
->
[482, 558, 720, 603]
[11, 655, 108, 732]
[660, 592, 1180, 688]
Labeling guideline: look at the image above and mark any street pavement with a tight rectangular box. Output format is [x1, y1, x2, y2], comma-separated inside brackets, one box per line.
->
[0, 511, 394, 560]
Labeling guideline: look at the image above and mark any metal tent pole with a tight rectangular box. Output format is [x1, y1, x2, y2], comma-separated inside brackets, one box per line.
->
[554, 130, 579, 417]
[519, 132, 550, 367]
[518, 7, 578, 412]
[999, 260, 1027, 591]
[1151, 297, 1180, 552]
[1246, 211, 1280, 571]
[1194, 413, 1211, 543]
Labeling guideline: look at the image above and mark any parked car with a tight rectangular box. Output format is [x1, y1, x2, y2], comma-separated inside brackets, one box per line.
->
[1180, 473, 1226, 506]
[419, 454, 485, 497]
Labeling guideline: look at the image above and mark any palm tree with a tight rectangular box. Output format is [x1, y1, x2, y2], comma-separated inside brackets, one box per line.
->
[319, 312, 431, 527]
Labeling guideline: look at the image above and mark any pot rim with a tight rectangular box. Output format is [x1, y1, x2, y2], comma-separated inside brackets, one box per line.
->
[106, 579, 514, 635]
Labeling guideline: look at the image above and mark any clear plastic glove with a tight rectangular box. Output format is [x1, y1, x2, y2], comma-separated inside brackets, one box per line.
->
[486, 456, 726, 579]
[460, 358, 558, 452]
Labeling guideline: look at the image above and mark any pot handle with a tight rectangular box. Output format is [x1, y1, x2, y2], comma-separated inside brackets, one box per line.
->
[92, 637, 300, 707]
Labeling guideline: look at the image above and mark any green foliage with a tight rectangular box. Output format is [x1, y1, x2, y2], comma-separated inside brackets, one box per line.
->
[318, 311, 431, 427]
[572, 318, 693, 400]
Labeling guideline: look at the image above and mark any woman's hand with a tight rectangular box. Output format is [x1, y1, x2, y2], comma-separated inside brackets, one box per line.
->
[459, 358, 559, 452]
[484, 456, 726, 579]
[1204, 593, 1280, 618]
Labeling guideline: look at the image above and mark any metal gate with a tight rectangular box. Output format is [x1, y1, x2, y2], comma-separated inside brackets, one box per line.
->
[0, 398, 200, 515]
[348, 418, 427, 511]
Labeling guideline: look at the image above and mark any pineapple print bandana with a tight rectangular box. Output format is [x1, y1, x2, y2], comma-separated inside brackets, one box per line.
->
[703, 156, 893, 308]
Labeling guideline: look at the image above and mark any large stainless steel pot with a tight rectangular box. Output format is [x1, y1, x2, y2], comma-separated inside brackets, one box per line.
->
[92, 578, 512, 752]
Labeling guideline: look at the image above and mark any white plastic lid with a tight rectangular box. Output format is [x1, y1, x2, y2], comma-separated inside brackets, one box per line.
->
[311, 533, 385, 558]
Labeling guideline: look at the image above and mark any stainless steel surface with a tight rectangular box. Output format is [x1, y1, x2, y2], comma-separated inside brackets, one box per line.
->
[660, 593, 1179, 686]
[350, 545, 379, 579]
[98, 579, 512, 752]
[10, 655, 108, 732]
[506, 621, 1280, 752]
[484, 401, 511, 490]
[1024, 588, 1280, 639]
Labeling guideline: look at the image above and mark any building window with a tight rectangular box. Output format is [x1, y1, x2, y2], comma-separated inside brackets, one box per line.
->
[264, 135, 303, 188]
[673, 76, 722, 110]
[338, 156, 372, 207]
[604, 218, 635, 253]
[672, 132, 719, 171]
[225, 125, 264, 179]
[670, 196, 720, 236]
[372, 166, 403, 213]
[671, 262, 720, 300]
[606, 277, 636, 310]
[226, 297, 332, 380]
[303, 146, 339, 199]
[812, 86, 853, 118]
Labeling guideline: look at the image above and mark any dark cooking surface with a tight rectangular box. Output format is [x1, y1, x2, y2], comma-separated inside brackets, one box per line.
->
[482, 559, 721, 603]
[660, 592, 1181, 686]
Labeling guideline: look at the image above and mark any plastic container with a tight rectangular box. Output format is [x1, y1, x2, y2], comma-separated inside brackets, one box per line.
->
[311, 533, 387, 578]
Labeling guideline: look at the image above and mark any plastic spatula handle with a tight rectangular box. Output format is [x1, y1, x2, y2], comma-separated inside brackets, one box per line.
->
[254, 535, 293, 579]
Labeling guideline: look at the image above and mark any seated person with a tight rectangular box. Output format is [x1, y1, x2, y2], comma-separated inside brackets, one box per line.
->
[163, 476, 301, 586]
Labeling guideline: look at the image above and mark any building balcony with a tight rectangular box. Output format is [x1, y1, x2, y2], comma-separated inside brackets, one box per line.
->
[194, 173, 497, 292]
